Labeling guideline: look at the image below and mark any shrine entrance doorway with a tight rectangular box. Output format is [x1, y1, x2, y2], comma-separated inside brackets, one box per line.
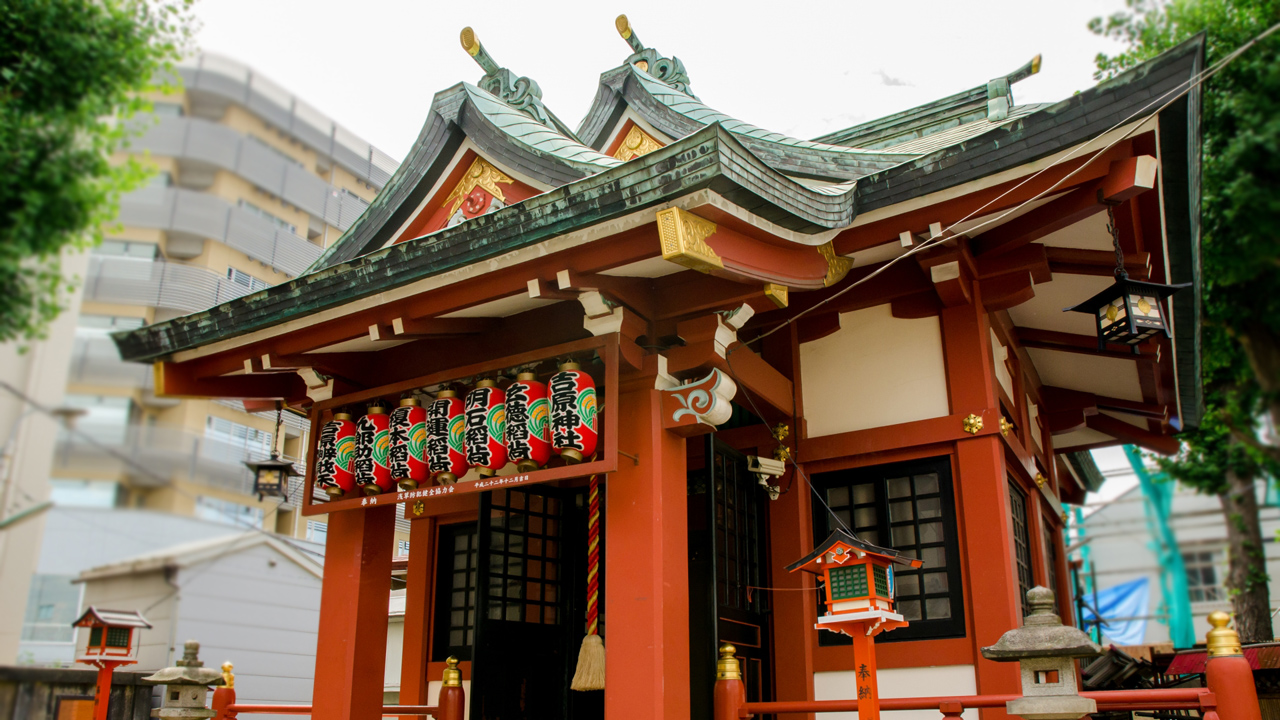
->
[469, 486, 601, 720]
[688, 435, 774, 719]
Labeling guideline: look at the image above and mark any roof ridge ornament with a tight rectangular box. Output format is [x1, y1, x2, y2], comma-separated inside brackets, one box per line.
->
[987, 55, 1042, 121]
[459, 27, 554, 127]
[615, 15, 694, 96]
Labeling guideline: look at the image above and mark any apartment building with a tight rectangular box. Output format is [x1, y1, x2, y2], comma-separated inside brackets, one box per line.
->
[3, 54, 408, 665]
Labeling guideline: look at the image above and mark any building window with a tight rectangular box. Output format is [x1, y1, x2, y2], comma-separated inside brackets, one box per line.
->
[21, 575, 80, 643]
[49, 479, 120, 508]
[433, 523, 479, 661]
[226, 267, 270, 293]
[1042, 519, 1061, 605]
[77, 315, 145, 336]
[398, 540, 410, 556]
[237, 198, 298, 235]
[1184, 550, 1227, 602]
[1009, 480, 1035, 617]
[152, 102, 184, 117]
[92, 239, 158, 259]
[63, 394, 131, 445]
[195, 496, 264, 527]
[813, 456, 965, 642]
[306, 520, 327, 544]
[205, 416, 274, 458]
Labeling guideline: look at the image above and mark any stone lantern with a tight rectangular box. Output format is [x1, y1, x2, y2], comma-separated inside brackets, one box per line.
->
[981, 587, 1101, 720]
[141, 640, 225, 719]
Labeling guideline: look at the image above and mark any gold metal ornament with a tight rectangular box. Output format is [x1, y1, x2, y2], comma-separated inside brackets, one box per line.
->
[1000, 417, 1014, 437]
[1206, 611, 1243, 657]
[764, 283, 789, 308]
[613, 125, 663, 161]
[716, 643, 742, 680]
[460, 27, 480, 56]
[818, 242, 854, 287]
[412, 500, 425, 517]
[656, 207, 722, 273]
[221, 662, 235, 689]
[443, 656, 463, 687]
[443, 157, 514, 216]
[962, 413, 984, 435]
[1034, 473, 1048, 489]
[615, 14, 632, 39]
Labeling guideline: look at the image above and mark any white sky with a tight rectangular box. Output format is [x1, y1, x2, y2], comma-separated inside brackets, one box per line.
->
[191, 0, 1133, 162]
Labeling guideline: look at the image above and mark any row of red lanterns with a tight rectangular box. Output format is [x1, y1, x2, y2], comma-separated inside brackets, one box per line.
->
[315, 362, 598, 498]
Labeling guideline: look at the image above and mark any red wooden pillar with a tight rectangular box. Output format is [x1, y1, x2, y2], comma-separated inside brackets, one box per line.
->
[399, 516, 436, 718]
[604, 384, 690, 720]
[940, 294, 1020, 718]
[312, 504, 396, 720]
[764, 324, 817, 719]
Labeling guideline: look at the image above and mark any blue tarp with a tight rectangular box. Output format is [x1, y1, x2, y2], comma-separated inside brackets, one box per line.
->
[1082, 577, 1151, 645]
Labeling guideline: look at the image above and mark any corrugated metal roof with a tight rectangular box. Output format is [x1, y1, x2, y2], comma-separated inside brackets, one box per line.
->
[1164, 643, 1280, 674]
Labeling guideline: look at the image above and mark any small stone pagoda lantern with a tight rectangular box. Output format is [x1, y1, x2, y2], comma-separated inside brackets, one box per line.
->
[786, 530, 923, 720]
[142, 640, 225, 719]
[981, 587, 1102, 720]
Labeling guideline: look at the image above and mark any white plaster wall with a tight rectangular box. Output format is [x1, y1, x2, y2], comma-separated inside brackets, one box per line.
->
[800, 305, 950, 438]
[815, 664, 978, 720]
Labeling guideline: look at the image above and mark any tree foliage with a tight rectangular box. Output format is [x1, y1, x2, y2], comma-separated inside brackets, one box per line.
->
[1092, 0, 1280, 641]
[0, 0, 193, 343]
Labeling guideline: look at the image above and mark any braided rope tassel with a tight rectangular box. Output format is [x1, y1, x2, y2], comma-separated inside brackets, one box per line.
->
[571, 474, 605, 690]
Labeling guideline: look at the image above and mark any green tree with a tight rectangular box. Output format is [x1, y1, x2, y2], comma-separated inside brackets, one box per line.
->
[1092, 0, 1280, 642]
[0, 0, 193, 343]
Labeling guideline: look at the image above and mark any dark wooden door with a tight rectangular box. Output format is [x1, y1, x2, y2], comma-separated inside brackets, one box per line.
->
[471, 486, 596, 720]
[689, 436, 773, 719]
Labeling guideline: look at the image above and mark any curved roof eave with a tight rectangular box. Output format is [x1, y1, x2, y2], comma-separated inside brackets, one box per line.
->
[577, 64, 916, 182]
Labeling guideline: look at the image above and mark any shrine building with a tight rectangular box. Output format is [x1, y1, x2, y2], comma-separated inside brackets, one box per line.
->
[112, 19, 1204, 720]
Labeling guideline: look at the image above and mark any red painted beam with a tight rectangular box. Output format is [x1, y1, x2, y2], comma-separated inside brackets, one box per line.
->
[1085, 413, 1180, 455]
[153, 361, 308, 401]
[973, 156, 1157, 258]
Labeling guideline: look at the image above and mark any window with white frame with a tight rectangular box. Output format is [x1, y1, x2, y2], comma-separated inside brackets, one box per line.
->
[226, 267, 270, 293]
[93, 239, 158, 259]
[49, 479, 120, 508]
[195, 495, 264, 527]
[1183, 550, 1227, 602]
[398, 540, 410, 555]
[307, 520, 327, 544]
[237, 198, 298, 235]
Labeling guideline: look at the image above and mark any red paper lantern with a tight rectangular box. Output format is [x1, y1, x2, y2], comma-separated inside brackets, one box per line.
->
[465, 380, 507, 477]
[549, 362, 598, 464]
[355, 405, 393, 495]
[426, 390, 467, 485]
[391, 398, 428, 490]
[505, 372, 551, 473]
[316, 412, 356, 497]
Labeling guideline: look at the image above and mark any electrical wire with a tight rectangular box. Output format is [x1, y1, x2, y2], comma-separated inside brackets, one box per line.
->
[731, 18, 1280, 355]
[0, 379, 325, 560]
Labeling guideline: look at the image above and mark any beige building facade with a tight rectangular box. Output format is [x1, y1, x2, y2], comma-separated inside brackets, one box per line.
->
[1, 54, 408, 665]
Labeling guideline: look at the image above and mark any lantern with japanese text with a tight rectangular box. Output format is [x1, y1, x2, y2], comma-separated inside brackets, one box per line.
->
[505, 372, 551, 472]
[426, 390, 467, 485]
[391, 398, 429, 490]
[355, 404, 394, 495]
[549, 362, 598, 464]
[465, 380, 507, 477]
[316, 412, 357, 497]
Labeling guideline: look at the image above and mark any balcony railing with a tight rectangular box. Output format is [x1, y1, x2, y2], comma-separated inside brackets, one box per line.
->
[176, 54, 399, 188]
[82, 255, 254, 314]
[53, 422, 307, 500]
[118, 186, 322, 277]
[67, 335, 153, 389]
[127, 116, 372, 232]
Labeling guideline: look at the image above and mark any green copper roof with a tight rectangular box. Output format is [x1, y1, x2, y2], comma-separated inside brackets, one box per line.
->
[462, 84, 621, 170]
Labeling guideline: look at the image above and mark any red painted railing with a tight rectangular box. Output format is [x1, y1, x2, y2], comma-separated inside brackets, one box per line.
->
[716, 648, 1261, 720]
[209, 662, 465, 720]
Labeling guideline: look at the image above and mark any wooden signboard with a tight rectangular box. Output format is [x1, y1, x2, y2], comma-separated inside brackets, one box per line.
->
[301, 333, 620, 517]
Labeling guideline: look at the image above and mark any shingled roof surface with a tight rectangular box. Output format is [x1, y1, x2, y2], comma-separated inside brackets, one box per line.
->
[112, 35, 1204, 387]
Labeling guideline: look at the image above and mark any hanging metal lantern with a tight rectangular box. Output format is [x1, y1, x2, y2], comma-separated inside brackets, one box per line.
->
[505, 372, 551, 473]
[1064, 203, 1188, 349]
[550, 362, 598, 464]
[246, 404, 300, 501]
[391, 398, 429, 490]
[316, 412, 357, 498]
[355, 404, 394, 495]
[464, 380, 507, 477]
[426, 390, 467, 485]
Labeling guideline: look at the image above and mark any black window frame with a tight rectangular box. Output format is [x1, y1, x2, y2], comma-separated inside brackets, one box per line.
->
[432, 522, 479, 661]
[812, 456, 966, 643]
[1008, 479, 1035, 618]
